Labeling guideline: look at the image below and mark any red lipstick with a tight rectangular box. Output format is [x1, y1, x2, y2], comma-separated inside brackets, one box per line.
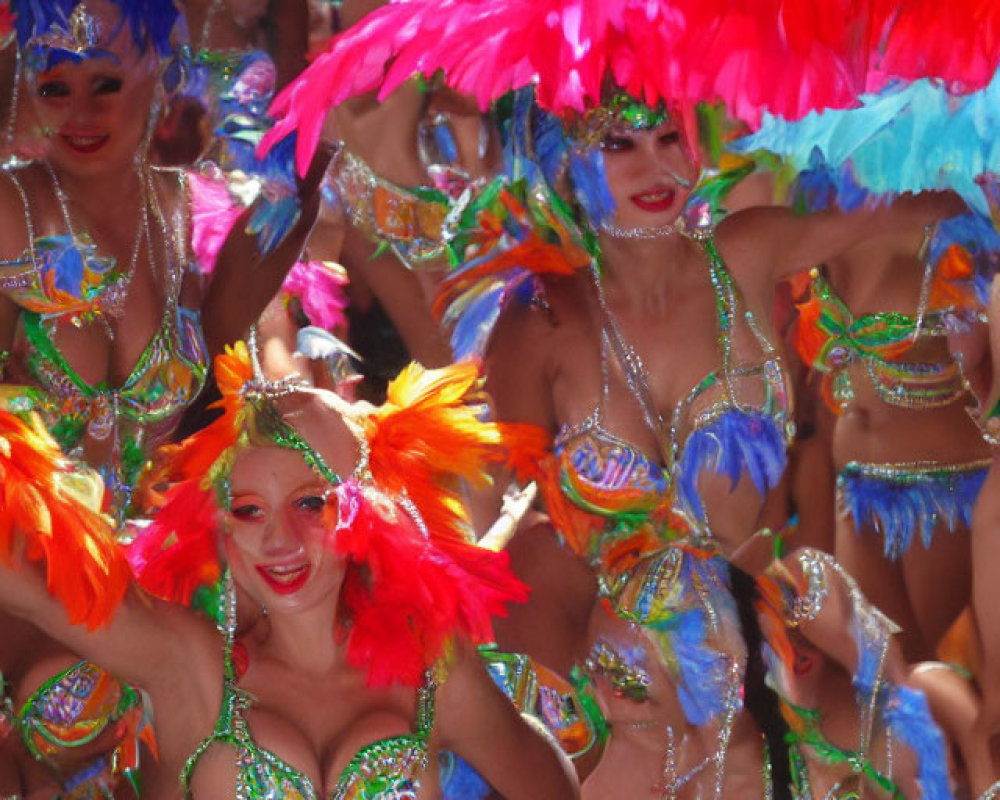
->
[630, 186, 676, 213]
[255, 563, 312, 595]
[59, 132, 110, 155]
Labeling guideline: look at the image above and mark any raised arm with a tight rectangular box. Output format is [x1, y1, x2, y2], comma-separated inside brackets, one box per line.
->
[0, 555, 216, 707]
[717, 192, 967, 286]
[0, 556, 223, 774]
[200, 147, 333, 355]
[267, 0, 309, 91]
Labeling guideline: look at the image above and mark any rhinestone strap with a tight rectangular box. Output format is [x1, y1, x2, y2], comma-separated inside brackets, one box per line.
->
[788, 550, 828, 627]
[600, 220, 678, 240]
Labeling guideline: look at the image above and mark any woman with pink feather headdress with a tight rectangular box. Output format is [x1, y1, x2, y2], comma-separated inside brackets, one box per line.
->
[257, 1, 1000, 797]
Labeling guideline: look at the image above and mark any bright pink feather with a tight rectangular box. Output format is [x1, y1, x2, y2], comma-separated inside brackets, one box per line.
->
[188, 172, 244, 276]
[262, 0, 1000, 176]
[282, 261, 350, 332]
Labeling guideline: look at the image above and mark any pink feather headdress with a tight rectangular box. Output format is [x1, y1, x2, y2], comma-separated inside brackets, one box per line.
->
[262, 0, 1000, 177]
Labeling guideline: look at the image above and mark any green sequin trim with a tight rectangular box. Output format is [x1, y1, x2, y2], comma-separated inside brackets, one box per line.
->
[259, 403, 342, 486]
[782, 699, 904, 799]
[568, 665, 610, 749]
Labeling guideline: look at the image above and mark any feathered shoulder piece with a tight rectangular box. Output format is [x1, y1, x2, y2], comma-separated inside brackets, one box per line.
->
[330, 480, 529, 686]
[0, 409, 128, 629]
[434, 176, 593, 359]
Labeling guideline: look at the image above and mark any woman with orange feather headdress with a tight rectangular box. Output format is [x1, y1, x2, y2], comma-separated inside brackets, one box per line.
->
[0, 339, 579, 800]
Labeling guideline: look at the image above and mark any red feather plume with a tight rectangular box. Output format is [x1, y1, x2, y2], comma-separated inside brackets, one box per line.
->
[332, 481, 529, 687]
[124, 482, 221, 605]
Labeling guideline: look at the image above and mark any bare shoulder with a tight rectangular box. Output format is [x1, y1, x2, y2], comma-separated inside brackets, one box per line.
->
[488, 274, 587, 366]
[713, 206, 786, 279]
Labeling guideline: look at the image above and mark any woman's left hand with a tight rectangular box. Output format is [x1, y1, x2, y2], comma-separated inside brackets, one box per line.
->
[202, 144, 337, 355]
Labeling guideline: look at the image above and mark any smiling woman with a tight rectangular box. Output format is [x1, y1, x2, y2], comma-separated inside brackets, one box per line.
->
[0, 2, 327, 798]
[597, 119, 696, 235]
[0, 340, 579, 800]
[226, 447, 341, 606]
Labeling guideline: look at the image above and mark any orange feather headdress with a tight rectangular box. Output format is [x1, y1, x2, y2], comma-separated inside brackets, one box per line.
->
[128, 337, 547, 685]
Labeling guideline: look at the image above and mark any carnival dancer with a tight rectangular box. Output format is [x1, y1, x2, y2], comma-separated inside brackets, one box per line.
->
[0, 339, 579, 800]
[736, 78, 1000, 663]
[256, 2, 976, 796]
[0, 0, 325, 515]
[0, 1, 325, 796]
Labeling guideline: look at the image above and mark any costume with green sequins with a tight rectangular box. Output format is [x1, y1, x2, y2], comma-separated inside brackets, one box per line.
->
[798, 261, 989, 558]
[182, 574, 436, 800]
[0, 163, 208, 516]
[797, 265, 971, 413]
[1, 662, 154, 800]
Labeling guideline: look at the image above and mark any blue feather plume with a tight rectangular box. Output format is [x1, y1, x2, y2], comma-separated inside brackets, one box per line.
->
[838, 462, 988, 559]
[439, 752, 492, 800]
[884, 686, 955, 800]
[675, 409, 788, 525]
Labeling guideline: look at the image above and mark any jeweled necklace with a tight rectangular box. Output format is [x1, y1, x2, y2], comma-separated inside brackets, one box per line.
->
[600, 220, 678, 240]
[44, 161, 147, 328]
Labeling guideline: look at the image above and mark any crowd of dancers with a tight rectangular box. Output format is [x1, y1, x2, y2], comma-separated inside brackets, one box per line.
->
[1, 0, 1000, 798]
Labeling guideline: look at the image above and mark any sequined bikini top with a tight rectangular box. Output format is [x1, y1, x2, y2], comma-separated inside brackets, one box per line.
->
[796, 262, 972, 412]
[2, 661, 155, 800]
[551, 234, 793, 558]
[182, 580, 434, 800]
[0, 164, 208, 515]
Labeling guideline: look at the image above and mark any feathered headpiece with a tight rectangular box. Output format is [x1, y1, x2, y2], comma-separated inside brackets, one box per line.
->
[0, 408, 129, 629]
[261, 0, 1000, 179]
[127, 339, 548, 686]
[12, 0, 179, 72]
[733, 71, 1000, 218]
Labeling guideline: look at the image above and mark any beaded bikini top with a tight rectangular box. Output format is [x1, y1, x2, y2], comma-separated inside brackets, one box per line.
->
[550, 233, 793, 560]
[0, 164, 208, 515]
[796, 252, 976, 412]
[182, 576, 434, 800]
[1, 661, 155, 800]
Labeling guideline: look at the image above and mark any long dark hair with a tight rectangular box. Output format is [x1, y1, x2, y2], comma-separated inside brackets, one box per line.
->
[729, 563, 794, 800]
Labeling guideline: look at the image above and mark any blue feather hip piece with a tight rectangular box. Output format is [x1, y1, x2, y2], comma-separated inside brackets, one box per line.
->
[836, 458, 990, 559]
